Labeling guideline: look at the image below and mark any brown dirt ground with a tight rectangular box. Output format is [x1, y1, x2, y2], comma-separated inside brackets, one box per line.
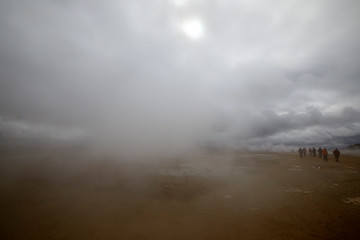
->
[1, 147, 360, 239]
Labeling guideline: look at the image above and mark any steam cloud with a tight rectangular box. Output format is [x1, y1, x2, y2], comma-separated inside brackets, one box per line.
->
[1, 0, 360, 156]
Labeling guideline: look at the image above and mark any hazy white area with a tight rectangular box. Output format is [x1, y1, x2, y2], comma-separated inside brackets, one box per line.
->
[0, 0, 360, 157]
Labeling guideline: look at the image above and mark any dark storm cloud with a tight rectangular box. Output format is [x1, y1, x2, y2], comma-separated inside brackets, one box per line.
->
[0, 0, 360, 154]
[248, 107, 360, 138]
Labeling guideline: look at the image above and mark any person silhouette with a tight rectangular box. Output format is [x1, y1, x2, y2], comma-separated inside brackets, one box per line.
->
[333, 148, 340, 162]
[322, 148, 328, 162]
[318, 147, 322, 159]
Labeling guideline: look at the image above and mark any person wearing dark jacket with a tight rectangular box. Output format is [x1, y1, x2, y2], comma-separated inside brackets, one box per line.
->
[318, 147, 322, 159]
[312, 147, 316, 157]
[333, 148, 340, 162]
[298, 148, 303, 158]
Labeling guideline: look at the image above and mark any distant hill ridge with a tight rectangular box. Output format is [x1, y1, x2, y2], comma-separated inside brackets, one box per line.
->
[345, 144, 360, 150]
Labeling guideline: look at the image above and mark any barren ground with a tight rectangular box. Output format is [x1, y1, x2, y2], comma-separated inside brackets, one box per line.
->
[1, 145, 360, 239]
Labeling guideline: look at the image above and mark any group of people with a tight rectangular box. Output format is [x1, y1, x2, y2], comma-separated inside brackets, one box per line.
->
[298, 147, 340, 162]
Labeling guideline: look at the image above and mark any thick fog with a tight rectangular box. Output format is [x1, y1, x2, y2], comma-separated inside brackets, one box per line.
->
[1, 0, 360, 155]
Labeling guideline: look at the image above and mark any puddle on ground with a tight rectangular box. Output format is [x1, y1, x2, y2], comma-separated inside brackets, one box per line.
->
[285, 187, 311, 194]
[237, 166, 262, 170]
[288, 168, 302, 171]
[313, 165, 322, 169]
[157, 159, 265, 177]
[343, 197, 360, 205]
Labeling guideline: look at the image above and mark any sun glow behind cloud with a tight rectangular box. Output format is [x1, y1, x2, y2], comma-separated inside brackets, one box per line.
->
[173, 0, 189, 7]
[180, 18, 204, 40]
[1, 0, 360, 153]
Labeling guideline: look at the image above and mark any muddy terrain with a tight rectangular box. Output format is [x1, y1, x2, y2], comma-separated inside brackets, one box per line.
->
[1, 146, 360, 239]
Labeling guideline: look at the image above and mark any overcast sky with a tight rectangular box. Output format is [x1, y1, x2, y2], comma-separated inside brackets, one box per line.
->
[1, 0, 360, 154]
